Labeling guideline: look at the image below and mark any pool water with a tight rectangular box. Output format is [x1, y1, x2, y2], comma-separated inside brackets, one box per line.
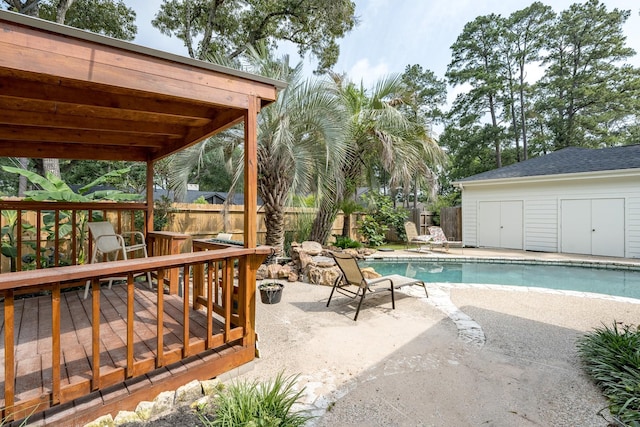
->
[361, 260, 640, 300]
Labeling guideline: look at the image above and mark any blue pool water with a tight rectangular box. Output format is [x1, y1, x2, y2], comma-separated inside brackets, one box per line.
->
[361, 260, 640, 300]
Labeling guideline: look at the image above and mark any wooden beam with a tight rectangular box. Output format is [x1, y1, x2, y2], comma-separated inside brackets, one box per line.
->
[244, 96, 259, 249]
[0, 140, 150, 161]
[0, 99, 189, 136]
[151, 110, 246, 161]
[0, 125, 174, 146]
[0, 72, 230, 121]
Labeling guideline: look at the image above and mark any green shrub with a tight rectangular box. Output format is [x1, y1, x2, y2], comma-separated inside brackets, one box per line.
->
[357, 214, 387, 247]
[193, 195, 209, 204]
[357, 194, 407, 246]
[199, 372, 312, 427]
[332, 235, 361, 249]
[577, 322, 640, 426]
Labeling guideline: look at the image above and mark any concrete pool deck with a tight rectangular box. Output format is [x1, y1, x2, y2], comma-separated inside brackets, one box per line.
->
[232, 248, 640, 426]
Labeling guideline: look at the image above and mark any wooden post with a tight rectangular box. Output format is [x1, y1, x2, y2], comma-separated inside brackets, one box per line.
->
[244, 96, 259, 249]
[242, 96, 259, 348]
[146, 158, 154, 236]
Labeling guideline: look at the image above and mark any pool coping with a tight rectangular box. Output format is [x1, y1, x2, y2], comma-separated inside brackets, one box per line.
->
[364, 253, 640, 271]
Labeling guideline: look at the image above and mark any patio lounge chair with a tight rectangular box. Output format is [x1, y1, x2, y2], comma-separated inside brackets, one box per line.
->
[84, 221, 152, 298]
[404, 221, 432, 252]
[427, 226, 463, 252]
[327, 251, 428, 321]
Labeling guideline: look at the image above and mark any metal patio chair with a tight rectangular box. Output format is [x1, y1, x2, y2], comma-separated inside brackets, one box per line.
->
[404, 221, 433, 252]
[327, 251, 428, 321]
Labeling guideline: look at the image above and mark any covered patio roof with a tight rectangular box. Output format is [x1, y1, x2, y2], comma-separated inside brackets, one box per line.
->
[0, 10, 286, 162]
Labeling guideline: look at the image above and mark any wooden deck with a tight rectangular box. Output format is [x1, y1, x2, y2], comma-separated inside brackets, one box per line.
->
[0, 244, 269, 426]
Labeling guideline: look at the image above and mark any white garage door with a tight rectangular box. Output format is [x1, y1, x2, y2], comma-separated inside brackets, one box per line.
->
[478, 201, 523, 250]
[561, 198, 624, 257]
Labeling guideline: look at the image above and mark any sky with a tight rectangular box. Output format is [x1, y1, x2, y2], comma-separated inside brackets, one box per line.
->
[125, 0, 640, 90]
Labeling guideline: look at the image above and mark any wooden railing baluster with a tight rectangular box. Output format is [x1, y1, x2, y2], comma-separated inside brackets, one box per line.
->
[156, 268, 165, 368]
[36, 210, 42, 269]
[126, 272, 134, 378]
[91, 277, 101, 390]
[51, 283, 61, 405]
[182, 264, 190, 357]
[16, 209, 22, 271]
[224, 259, 232, 341]
[4, 289, 15, 419]
[206, 260, 213, 348]
[54, 210, 60, 266]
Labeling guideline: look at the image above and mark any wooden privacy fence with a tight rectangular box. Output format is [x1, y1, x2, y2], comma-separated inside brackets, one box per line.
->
[440, 206, 462, 242]
[0, 246, 269, 424]
[164, 204, 345, 243]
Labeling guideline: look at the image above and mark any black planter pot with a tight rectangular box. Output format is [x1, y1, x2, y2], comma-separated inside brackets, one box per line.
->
[259, 283, 284, 304]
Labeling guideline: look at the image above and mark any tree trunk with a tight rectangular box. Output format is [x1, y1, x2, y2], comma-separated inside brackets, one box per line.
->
[42, 158, 61, 178]
[263, 202, 285, 254]
[341, 213, 351, 238]
[17, 157, 28, 197]
[309, 201, 339, 244]
[56, 0, 74, 23]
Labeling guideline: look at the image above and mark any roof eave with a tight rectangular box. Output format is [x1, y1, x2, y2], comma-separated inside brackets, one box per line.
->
[453, 168, 640, 188]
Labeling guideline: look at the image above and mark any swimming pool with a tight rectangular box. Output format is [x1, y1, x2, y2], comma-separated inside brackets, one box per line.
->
[361, 260, 640, 300]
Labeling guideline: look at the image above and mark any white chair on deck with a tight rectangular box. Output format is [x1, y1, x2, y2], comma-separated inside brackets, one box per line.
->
[84, 221, 152, 299]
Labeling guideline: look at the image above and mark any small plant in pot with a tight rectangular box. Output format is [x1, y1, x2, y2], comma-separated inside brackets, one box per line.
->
[258, 281, 284, 304]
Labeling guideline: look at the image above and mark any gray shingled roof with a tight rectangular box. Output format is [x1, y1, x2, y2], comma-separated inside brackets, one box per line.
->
[456, 145, 640, 183]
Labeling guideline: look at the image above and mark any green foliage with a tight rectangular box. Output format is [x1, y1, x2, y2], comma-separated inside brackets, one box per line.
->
[428, 193, 461, 226]
[357, 214, 387, 247]
[0, 167, 140, 268]
[357, 194, 410, 246]
[152, 0, 356, 72]
[283, 212, 314, 256]
[193, 196, 209, 204]
[199, 372, 312, 427]
[1, 166, 142, 202]
[38, 0, 137, 40]
[332, 235, 361, 249]
[577, 322, 640, 425]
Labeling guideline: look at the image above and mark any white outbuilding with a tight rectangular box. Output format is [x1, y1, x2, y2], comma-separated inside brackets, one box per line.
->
[453, 145, 640, 258]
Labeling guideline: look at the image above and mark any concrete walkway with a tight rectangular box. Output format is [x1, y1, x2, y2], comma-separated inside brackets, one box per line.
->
[233, 248, 640, 426]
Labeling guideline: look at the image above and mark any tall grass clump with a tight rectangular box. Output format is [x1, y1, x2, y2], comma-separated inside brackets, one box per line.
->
[577, 322, 640, 426]
[200, 372, 312, 426]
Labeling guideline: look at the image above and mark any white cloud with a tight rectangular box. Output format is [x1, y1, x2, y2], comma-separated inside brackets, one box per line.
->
[348, 58, 390, 87]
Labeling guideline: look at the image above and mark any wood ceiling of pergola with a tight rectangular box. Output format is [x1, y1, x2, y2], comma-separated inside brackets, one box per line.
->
[0, 11, 285, 163]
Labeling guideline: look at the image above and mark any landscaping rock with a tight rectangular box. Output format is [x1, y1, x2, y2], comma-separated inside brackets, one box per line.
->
[266, 263, 281, 279]
[278, 264, 292, 279]
[288, 271, 299, 282]
[175, 380, 203, 405]
[256, 264, 268, 280]
[85, 414, 114, 427]
[200, 379, 221, 396]
[114, 411, 142, 425]
[134, 401, 154, 421]
[306, 264, 341, 286]
[301, 241, 323, 255]
[151, 390, 176, 416]
[361, 267, 381, 279]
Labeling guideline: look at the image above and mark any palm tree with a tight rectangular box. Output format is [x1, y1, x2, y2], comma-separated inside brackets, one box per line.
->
[169, 49, 347, 253]
[308, 74, 446, 244]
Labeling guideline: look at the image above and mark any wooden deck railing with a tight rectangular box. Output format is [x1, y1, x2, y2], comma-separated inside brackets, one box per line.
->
[0, 201, 148, 273]
[0, 246, 271, 423]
